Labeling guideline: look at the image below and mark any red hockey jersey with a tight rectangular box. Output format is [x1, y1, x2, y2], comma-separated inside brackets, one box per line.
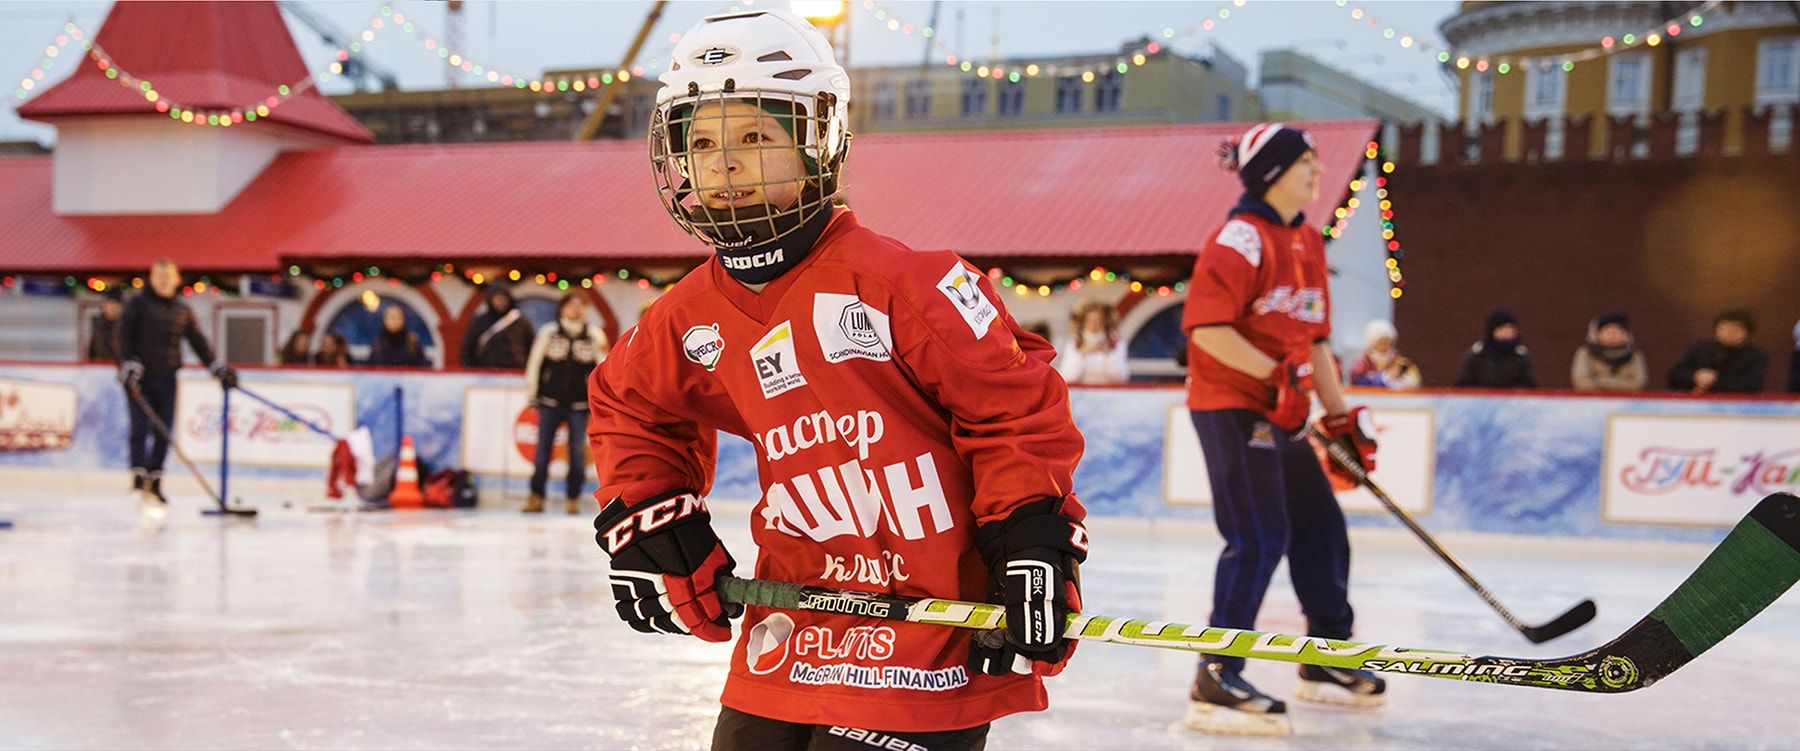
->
[1181, 206, 1333, 413]
[588, 209, 1086, 731]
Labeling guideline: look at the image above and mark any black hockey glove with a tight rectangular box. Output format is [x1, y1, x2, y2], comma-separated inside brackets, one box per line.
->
[593, 489, 741, 643]
[117, 360, 144, 390]
[969, 497, 1088, 676]
[210, 363, 238, 390]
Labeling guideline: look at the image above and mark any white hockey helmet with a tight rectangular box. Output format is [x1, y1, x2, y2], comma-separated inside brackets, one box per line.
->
[650, 9, 852, 250]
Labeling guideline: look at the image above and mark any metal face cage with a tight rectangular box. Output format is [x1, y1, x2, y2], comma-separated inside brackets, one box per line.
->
[649, 88, 847, 251]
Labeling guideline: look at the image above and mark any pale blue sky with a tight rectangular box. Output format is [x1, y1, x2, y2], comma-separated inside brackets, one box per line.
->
[2, 0, 1459, 145]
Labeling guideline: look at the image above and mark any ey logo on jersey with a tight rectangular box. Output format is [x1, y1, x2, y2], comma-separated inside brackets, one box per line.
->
[751, 321, 808, 398]
[813, 293, 892, 364]
[937, 263, 999, 339]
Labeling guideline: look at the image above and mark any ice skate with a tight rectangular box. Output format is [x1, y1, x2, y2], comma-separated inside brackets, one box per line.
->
[565, 498, 580, 515]
[1294, 664, 1387, 708]
[138, 471, 167, 520]
[1183, 661, 1291, 736]
[522, 494, 545, 514]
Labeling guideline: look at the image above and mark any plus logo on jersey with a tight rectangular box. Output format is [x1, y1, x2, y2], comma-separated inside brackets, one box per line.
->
[813, 293, 892, 363]
[1253, 286, 1327, 324]
[751, 321, 808, 398]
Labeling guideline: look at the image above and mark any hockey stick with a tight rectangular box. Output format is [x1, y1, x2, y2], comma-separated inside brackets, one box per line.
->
[126, 384, 258, 518]
[1309, 425, 1595, 643]
[721, 492, 1797, 693]
[232, 384, 341, 440]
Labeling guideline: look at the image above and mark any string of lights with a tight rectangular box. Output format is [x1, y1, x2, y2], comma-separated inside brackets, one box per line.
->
[937, 1, 1246, 85]
[12, 22, 84, 101]
[859, 0, 934, 39]
[72, 8, 387, 128]
[384, 5, 649, 92]
[1333, 0, 1725, 75]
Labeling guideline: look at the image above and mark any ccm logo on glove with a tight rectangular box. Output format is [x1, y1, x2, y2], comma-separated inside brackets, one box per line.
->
[599, 492, 709, 553]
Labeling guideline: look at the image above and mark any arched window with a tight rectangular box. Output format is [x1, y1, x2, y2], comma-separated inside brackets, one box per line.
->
[324, 293, 438, 365]
[1126, 302, 1187, 383]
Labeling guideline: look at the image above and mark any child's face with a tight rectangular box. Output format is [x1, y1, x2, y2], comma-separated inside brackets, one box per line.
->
[1266, 150, 1322, 208]
[685, 100, 806, 212]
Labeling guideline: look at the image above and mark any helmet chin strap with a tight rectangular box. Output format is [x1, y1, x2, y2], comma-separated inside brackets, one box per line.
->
[688, 185, 834, 285]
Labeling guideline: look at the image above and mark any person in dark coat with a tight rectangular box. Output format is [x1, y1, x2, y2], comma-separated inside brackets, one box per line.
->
[117, 259, 237, 510]
[278, 329, 313, 366]
[314, 333, 351, 368]
[1454, 308, 1536, 389]
[1787, 320, 1800, 394]
[366, 305, 431, 367]
[458, 288, 533, 369]
[1668, 309, 1768, 394]
[87, 292, 123, 362]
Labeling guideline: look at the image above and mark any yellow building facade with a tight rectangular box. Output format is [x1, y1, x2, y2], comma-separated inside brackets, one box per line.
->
[1442, 1, 1799, 156]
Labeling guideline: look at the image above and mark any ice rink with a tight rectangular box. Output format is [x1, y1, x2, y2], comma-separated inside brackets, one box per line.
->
[1, 480, 1796, 750]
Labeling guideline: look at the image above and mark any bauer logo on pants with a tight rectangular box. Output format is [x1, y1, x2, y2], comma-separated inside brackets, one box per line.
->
[751, 321, 807, 399]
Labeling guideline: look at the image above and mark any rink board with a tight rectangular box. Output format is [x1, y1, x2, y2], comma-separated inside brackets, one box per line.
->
[2, 362, 1798, 541]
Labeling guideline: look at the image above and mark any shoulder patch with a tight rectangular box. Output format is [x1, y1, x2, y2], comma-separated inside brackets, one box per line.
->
[936, 263, 1000, 339]
[1216, 219, 1263, 267]
[682, 324, 724, 371]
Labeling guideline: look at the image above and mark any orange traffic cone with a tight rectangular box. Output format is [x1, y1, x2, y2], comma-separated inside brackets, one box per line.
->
[388, 436, 425, 509]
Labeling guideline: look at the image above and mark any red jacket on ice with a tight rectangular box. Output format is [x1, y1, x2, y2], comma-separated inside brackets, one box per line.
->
[1181, 202, 1333, 414]
[587, 208, 1086, 731]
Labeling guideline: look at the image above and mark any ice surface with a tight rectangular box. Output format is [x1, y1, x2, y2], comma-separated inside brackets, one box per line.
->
[0, 484, 1795, 750]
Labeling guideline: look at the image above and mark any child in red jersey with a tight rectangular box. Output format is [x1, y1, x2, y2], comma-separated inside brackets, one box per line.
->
[1179, 124, 1384, 736]
[586, 10, 1088, 750]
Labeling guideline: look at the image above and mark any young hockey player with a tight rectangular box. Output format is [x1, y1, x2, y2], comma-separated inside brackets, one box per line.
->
[587, 10, 1088, 749]
[117, 258, 237, 515]
[1179, 124, 1384, 736]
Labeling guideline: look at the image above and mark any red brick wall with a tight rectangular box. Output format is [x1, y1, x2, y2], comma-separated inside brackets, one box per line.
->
[1390, 154, 1800, 390]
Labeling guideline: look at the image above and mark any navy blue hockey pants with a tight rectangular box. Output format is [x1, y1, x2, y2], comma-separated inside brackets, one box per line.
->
[126, 374, 178, 475]
[1190, 409, 1354, 672]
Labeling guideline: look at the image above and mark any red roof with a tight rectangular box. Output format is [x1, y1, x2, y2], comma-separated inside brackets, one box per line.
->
[17, 1, 372, 145]
[0, 121, 1377, 273]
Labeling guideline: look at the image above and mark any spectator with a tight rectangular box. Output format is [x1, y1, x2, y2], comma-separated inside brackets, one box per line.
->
[1346, 319, 1421, 390]
[1668, 309, 1767, 394]
[367, 305, 430, 368]
[314, 332, 351, 369]
[278, 330, 313, 366]
[459, 288, 533, 369]
[1055, 297, 1130, 385]
[1788, 319, 1800, 393]
[522, 293, 607, 514]
[1570, 312, 1647, 392]
[1454, 308, 1536, 388]
[86, 292, 123, 362]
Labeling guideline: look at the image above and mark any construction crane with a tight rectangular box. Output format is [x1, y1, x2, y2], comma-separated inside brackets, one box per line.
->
[575, 0, 667, 141]
[277, 0, 401, 92]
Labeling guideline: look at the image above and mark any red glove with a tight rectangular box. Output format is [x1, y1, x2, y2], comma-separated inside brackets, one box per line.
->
[1318, 406, 1379, 484]
[1264, 350, 1316, 433]
[594, 490, 740, 642]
